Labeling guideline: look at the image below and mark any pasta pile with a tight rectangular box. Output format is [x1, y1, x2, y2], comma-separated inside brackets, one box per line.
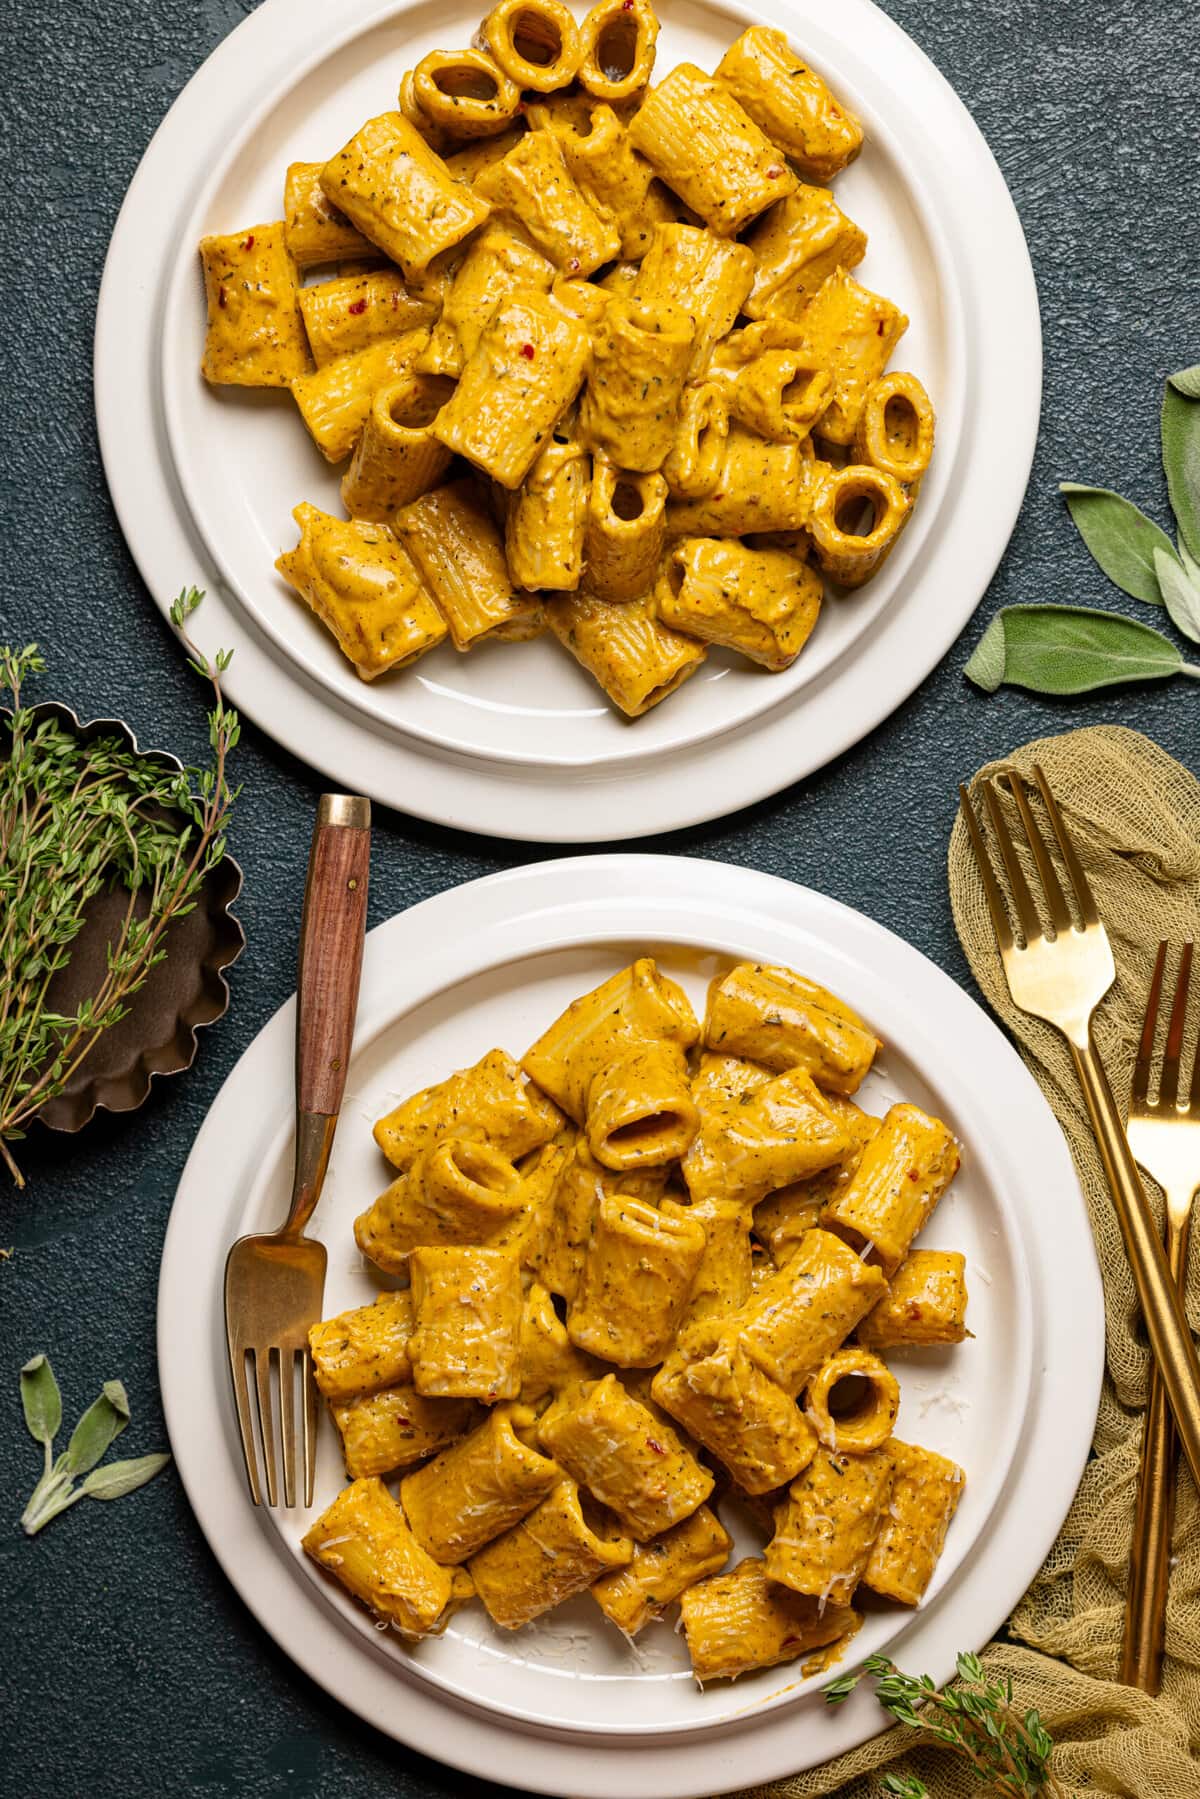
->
[198, 7, 935, 716]
[302, 959, 969, 1685]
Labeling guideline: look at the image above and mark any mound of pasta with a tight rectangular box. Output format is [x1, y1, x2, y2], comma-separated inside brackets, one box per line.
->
[302, 959, 968, 1686]
[199, 7, 934, 716]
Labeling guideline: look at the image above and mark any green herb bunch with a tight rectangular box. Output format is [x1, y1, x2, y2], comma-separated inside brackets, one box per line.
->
[967, 365, 1200, 694]
[0, 590, 239, 1185]
[826, 1653, 1065, 1798]
[20, 1353, 170, 1534]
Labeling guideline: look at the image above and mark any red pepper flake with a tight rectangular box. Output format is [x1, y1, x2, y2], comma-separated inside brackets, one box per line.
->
[568, 257, 580, 273]
[348, 298, 368, 315]
[622, 1, 635, 10]
[241, 233, 255, 251]
[876, 321, 886, 335]
[907, 1168, 920, 1180]
[520, 342, 536, 360]
[766, 166, 783, 179]
[217, 286, 228, 309]
[646, 1437, 667, 1455]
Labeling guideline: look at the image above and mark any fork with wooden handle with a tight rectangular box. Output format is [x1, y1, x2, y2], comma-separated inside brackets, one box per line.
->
[959, 765, 1200, 1492]
[1120, 941, 1199, 1692]
[224, 794, 370, 1507]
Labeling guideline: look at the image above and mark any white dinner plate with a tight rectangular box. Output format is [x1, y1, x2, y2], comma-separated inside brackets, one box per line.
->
[158, 857, 1102, 1796]
[98, 0, 1041, 841]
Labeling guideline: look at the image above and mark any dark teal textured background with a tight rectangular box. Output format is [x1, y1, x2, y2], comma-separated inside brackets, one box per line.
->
[2, 2, 1198, 1794]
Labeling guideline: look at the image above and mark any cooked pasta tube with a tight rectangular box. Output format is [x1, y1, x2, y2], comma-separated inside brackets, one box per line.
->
[857, 1250, 969, 1349]
[374, 1047, 562, 1172]
[743, 186, 868, 321]
[276, 504, 447, 679]
[703, 962, 881, 1092]
[506, 437, 590, 590]
[662, 384, 728, 500]
[331, 1384, 479, 1477]
[290, 329, 430, 462]
[538, 1373, 714, 1538]
[499, 1140, 569, 1265]
[586, 1038, 698, 1169]
[691, 1049, 773, 1108]
[475, 130, 621, 274]
[354, 1138, 528, 1268]
[853, 372, 936, 490]
[418, 221, 554, 379]
[790, 268, 908, 445]
[680, 1556, 859, 1683]
[523, 958, 699, 1122]
[592, 1504, 732, 1636]
[808, 464, 911, 588]
[753, 1097, 882, 1266]
[584, 461, 669, 600]
[804, 1347, 901, 1453]
[407, 1245, 524, 1400]
[411, 49, 522, 141]
[549, 100, 676, 260]
[283, 162, 372, 267]
[577, 0, 659, 101]
[657, 537, 822, 672]
[629, 64, 795, 237]
[394, 478, 542, 648]
[677, 1197, 753, 1325]
[441, 124, 527, 186]
[400, 1404, 563, 1563]
[764, 1446, 894, 1607]
[480, 0, 581, 92]
[633, 224, 755, 378]
[518, 1280, 602, 1403]
[298, 268, 435, 366]
[702, 1227, 888, 1397]
[469, 1478, 633, 1628]
[199, 223, 311, 387]
[652, 1340, 818, 1494]
[320, 112, 490, 278]
[530, 1140, 667, 1301]
[398, 69, 456, 153]
[340, 373, 455, 520]
[666, 428, 814, 538]
[308, 1291, 414, 1403]
[715, 28, 864, 181]
[579, 296, 694, 473]
[568, 1193, 706, 1366]
[432, 289, 591, 489]
[713, 351, 834, 442]
[682, 1067, 852, 1209]
[861, 1439, 965, 1605]
[302, 1477, 465, 1638]
[820, 1102, 960, 1273]
[549, 275, 611, 327]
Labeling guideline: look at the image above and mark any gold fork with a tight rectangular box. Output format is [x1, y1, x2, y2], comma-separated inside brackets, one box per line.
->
[959, 765, 1200, 1491]
[224, 794, 370, 1506]
[1121, 941, 1199, 1691]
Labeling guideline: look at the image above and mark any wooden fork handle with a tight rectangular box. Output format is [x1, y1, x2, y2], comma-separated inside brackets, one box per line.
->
[1069, 1035, 1200, 1491]
[1121, 1208, 1192, 1692]
[295, 795, 370, 1119]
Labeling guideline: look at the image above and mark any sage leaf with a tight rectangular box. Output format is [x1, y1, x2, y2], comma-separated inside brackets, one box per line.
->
[1059, 484, 1177, 604]
[65, 1380, 131, 1476]
[1153, 547, 1200, 644]
[80, 1452, 171, 1501]
[1162, 383, 1200, 560]
[964, 604, 1200, 695]
[21, 1354, 61, 1449]
[963, 614, 1007, 691]
[1169, 365, 1200, 399]
[1181, 542, 1200, 586]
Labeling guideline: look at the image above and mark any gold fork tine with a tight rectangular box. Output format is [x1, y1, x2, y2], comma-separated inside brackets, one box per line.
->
[958, 784, 1014, 953]
[254, 1348, 279, 1508]
[280, 1348, 298, 1510]
[1160, 942, 1194, 1112]
[1132, 943, 1169, 1112]
[230, 1349, 263, 1508]
[303, 1352, 320, 1508]
[1031, 763, 1101, 927]
[1006, 772, 1074, 936]
[982, 776, 1044, 944]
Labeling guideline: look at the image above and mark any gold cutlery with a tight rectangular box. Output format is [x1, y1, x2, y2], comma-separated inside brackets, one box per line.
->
[1121, 941, 1198, 1691]
[959, 765, 1200, 1490]
[224, 794, 370, 1506]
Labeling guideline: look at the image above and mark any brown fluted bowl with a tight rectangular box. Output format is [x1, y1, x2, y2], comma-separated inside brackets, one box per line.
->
[6, 701, 245, 1134]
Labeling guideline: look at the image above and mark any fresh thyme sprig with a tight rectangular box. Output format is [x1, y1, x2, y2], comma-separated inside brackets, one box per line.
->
[0, 590, 240, 1185]
[825, 1653, 1065, 1799]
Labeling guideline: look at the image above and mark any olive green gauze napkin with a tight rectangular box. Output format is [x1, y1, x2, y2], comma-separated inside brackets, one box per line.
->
[733, 725, 1200, 1799]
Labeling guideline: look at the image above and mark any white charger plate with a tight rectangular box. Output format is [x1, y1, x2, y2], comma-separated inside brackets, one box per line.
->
[158, 857, 1102, 1796]
[98, 0, 1040, 840]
